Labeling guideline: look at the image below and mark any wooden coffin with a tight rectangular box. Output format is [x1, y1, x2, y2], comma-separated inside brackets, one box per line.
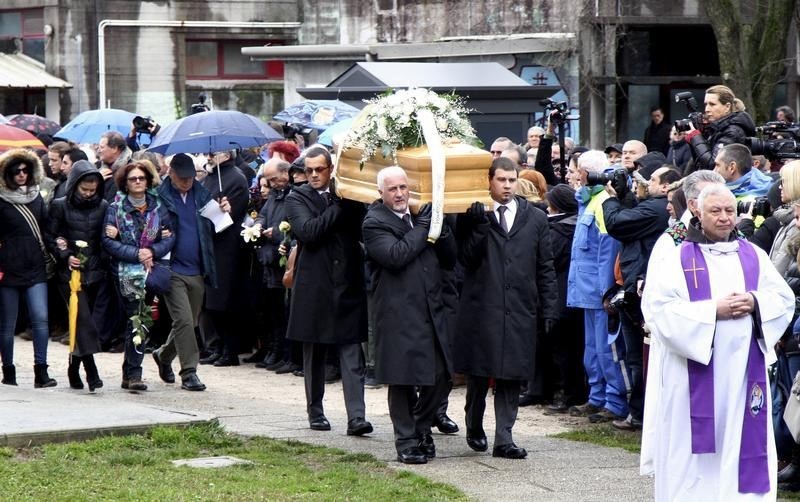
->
[335, 143, 493, 213]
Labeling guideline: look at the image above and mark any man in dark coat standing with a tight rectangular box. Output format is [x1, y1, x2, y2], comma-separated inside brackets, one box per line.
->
[199, 149, 249, 366]
[363, 166, 454, 464]
[285, 146, 372, 436]
[455, 157, 558, 459]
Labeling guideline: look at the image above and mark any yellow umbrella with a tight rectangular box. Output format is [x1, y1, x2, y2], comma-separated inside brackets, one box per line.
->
[68, 268, 81, 353]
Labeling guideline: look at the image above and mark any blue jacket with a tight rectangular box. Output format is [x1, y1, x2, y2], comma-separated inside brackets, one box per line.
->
[567, 188, 620, 309]
[158, 178, 218, 289]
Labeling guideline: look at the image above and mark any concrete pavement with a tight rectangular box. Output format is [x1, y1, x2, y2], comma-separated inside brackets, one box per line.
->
[1, 339, 653, 501]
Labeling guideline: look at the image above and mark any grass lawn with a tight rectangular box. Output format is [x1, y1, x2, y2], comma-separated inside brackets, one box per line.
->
[551, 424, 642, 454]
[0, 422, 467, 501]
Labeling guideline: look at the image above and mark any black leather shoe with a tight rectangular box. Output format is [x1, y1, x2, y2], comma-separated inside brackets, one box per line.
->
[346, 417, 373, 436]
[466, 429, 488, 452]
[519, 394, 549, 407]
[213, 355, 240, 367]
[275, 361, 300, 374]
[492, 443, 527, 459]
[433, 414, 459, 434]
[418, 434, 436, 458]
[243, 349, 269, 364]
[181, 373, 206, 391]
[199, 352, 221, 365]
[152, 351, 175, 383]
[309, 415, 331, 431]
[397, 447, 428, 464]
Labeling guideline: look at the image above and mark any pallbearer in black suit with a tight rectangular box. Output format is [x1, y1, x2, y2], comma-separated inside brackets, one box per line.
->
[455, 157, 558, 459]
[363, 166, 454, 465]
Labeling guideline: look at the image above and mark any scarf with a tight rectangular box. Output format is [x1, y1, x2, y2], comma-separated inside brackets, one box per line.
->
[0, 185, 40, 204]
[578, 184, 605, 205]
[113, 191, 161, 299]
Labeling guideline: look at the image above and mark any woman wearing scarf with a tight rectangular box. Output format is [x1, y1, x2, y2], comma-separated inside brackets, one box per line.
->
[46, 160, 108, 392]
[0, 148, 57, 388]
[102, 159, 174, 392]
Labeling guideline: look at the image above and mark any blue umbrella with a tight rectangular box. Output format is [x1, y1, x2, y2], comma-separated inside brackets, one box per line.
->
[318, 117, 355, 147]
[274, 100, 360, 130]
[55, 108, 136, 143]
[147, 110, 282, 156]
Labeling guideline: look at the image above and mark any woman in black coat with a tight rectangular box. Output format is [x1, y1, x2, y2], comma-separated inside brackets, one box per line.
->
[0, 148, 57, 387]
[685, 84, 756, 172]
[46, 160, 108, 391]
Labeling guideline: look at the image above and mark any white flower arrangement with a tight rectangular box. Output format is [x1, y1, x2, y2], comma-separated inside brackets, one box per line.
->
[343, 88, 479, 167]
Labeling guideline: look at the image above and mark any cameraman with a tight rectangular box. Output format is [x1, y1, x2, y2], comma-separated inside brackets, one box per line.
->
[684, 85, 756, 171]
[601, 165, 681, 431]
[712, 143, 773, 232]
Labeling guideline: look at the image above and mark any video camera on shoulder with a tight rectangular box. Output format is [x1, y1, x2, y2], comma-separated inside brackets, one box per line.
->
[746, 122, 800, 162]
[737, 197, 771, 218]
[190, 93, 211, 115]
[673, 92, 705, 133]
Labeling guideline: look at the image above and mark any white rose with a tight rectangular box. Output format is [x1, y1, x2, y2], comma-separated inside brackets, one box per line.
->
[75, 240, 89, 249]
[436, 118, 449, 131]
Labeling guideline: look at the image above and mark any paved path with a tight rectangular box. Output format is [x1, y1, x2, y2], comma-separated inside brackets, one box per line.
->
[1, 340, 653, 501]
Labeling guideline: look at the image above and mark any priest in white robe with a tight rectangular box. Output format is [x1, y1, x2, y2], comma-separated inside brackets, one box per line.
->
[642, 184, 794, 500]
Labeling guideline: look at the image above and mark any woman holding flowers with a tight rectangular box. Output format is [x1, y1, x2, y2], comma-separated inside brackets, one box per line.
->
[46, 160, 109, 391]
[102, 160, 174, 392]
[0, 148, 57, 388]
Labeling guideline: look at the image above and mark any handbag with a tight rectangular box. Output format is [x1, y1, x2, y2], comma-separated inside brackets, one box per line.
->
[282, 244, 298, 289]
[12, 203, 57, 279]
[145, 263, 172, 296]
[784, 370, 800, 442]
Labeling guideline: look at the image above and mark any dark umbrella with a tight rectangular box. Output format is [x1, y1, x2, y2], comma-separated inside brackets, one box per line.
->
[146, 110, 282, 191]
[273, 100, 360, 130]
[6, 114, 61, 136]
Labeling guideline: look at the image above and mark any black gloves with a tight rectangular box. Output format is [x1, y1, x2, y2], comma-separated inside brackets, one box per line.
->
[466, 201, 487, 225]
[416, 202, 433, 228]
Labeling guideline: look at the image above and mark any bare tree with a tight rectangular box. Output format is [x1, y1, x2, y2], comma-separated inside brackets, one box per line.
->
[701, 0, 797, 123]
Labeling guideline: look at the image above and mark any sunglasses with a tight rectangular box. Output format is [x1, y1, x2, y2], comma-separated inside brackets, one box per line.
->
[127, 176, 147, 183]
[12, 167, 29, 175]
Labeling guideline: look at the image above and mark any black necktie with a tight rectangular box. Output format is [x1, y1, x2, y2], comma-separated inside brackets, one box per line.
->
[321, 191, 332, 206]
[497, 205, 509, 234]
[402, 213, 412, 229]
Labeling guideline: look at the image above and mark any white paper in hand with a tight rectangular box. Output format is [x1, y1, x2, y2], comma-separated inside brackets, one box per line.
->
[200, 199, 234, 233]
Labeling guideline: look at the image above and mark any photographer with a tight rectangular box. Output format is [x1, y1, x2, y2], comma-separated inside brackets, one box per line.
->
[684, 85, 756, 171]
[532, 110, 564, 186]
[601, 165, 681, 430]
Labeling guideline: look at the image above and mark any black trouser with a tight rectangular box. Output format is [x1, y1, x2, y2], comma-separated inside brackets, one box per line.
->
[264, 287, 289, 359]
[303, 342, 365, 422]
[550, 310, 588, 406]
[465, 376, 520, 446]
[389, 339, 450, 452]
[620, 312, 644, 421]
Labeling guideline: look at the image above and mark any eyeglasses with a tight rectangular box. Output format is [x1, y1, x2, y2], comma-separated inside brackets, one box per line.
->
[304, 166, 330, 175]
[127, 176, 147, 183]
[11, 168, 29, 175]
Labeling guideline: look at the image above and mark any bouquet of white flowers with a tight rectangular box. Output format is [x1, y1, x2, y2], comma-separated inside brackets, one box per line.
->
[343, 88, 479, 167]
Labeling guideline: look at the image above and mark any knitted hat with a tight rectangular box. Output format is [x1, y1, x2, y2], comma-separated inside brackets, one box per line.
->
[545, 184, 578, 214]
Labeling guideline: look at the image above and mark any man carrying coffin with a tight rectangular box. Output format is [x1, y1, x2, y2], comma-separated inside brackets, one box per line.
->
[642, 184, 794, 500]
[363, 166, 454, 464]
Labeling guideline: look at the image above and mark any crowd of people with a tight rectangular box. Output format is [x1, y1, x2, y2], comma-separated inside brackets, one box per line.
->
[3, 83, 800, 499]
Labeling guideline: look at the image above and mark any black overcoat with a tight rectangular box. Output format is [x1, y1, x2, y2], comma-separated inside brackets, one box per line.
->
[363, 202, 454, 385]
[285, 183, 367, 344]
[454, 196, 558, 380]
[202, 159, 249, 311]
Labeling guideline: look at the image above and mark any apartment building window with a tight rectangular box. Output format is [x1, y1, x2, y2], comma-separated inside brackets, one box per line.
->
[186, 40, 284, 79]
[0, 8, 45, 63]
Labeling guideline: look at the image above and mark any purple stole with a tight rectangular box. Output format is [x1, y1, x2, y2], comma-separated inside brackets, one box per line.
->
[680, 239, 769, 494]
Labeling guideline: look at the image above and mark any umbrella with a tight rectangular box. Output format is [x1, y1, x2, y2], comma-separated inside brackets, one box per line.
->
[7, 114, 61, 136]
[318, 117, 355, 147]
[0, 124, 45, 152]
[274, 100, 360, 130]
[146, 110, 282, 156]
[55, 108, 136, 144]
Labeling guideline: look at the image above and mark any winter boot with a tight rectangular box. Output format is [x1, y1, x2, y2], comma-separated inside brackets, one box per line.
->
[67, 356, 84, 389]
[82, 355, 103, 392]
[33, 364, 57, 388]
[1, 364, 17, 386]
